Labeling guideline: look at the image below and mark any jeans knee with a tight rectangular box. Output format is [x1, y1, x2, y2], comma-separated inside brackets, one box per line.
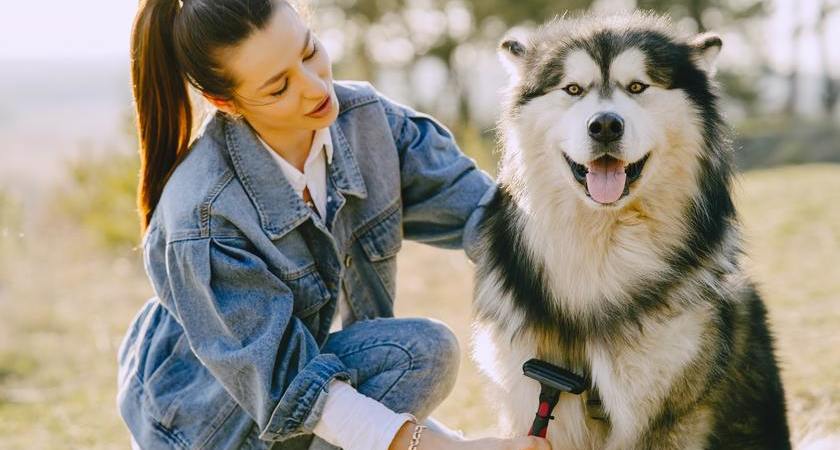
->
[410, 319, 460, 406]
[344, 317, 461, 419]
[430, 319, 460, 377]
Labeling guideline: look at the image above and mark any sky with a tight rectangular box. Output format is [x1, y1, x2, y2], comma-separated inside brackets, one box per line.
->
[0, 1, 137, 61]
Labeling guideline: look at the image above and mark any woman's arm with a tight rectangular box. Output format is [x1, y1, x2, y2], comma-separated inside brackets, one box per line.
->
[378, 92, 497, 262]
[313, 379, 414, 449]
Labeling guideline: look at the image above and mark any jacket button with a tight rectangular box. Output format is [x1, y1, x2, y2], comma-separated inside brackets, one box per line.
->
[344, 255, 352, 267]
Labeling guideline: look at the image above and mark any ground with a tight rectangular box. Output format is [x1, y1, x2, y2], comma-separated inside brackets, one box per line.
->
[0, 164, 837, 448]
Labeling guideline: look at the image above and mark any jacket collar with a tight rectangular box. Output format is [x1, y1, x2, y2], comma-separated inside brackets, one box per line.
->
[222, 107, 368, 239]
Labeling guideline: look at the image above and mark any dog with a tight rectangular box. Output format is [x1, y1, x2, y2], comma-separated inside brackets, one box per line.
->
[470, 12, 791, 449]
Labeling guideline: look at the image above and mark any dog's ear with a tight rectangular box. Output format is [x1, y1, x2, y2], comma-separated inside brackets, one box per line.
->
[690, 32, 723, 77]
[498, 31, 530, 82]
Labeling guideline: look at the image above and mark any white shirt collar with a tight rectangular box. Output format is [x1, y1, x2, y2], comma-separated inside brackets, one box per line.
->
[315, 127, 334, 164]
[256, 127, 333, 219]
[256, 127, 333, 176]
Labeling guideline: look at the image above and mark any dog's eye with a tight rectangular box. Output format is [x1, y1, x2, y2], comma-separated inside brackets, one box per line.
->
[563, 83, 584, 96]
[628, 81, 649, 94]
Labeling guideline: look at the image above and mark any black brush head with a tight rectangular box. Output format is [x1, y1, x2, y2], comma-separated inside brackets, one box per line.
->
[522, 359, 587, 394]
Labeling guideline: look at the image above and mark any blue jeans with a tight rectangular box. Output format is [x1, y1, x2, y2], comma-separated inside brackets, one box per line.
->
[131, 317, 461, 450]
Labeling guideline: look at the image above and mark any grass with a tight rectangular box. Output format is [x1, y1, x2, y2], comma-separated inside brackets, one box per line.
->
[0, 164, 838, 448]
[734, 165, 840, 439]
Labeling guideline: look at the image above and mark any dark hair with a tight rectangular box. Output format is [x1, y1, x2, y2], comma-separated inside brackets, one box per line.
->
[131, 0, 281, 235]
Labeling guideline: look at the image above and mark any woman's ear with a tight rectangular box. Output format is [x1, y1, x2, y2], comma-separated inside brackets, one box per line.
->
[203, 93, 240, 116]
[691, 32, 723, 77]
[498, 31, 530, 83]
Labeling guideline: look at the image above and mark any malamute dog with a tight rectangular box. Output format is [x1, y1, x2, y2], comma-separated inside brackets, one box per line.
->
[471, 13, 790, 449]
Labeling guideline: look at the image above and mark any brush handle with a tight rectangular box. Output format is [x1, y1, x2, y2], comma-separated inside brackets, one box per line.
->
[528, 389, 561, 437]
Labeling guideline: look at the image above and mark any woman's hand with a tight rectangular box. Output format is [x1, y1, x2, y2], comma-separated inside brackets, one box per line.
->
[467, 436, 553, 450]
[388, 422, 552, 450]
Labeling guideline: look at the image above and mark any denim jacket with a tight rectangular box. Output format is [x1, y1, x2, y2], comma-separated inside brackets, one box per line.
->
[116, 81, 496, 449]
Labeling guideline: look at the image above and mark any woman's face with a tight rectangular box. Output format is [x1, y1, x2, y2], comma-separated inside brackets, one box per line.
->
[213, 3, 338, 134]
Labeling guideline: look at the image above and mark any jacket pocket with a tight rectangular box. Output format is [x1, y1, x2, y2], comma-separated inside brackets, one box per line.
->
[143, 334, 238, 449]
[142, 332, 190, 429]
[358, 206, 403, 262]
[356, 206, 403, 300]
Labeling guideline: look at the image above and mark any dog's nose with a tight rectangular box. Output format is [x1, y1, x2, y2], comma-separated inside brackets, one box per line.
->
[587, 112, 624, 143]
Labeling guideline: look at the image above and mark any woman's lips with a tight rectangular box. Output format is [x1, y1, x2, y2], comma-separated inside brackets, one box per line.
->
[306, 96, 332, 117]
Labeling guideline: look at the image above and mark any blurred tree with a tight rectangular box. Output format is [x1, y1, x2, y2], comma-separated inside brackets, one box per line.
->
[637, 0, 766, 31]
[817, 0, 839, 116]
[469, 0, 592, 25]
[784, 9, 803, 116]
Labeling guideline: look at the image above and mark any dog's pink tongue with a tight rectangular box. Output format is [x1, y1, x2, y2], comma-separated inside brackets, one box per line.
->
[586, 157, 627, 204]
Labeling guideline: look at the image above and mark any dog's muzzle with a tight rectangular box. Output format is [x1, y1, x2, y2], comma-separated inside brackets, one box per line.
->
[563, 152, 650, 205]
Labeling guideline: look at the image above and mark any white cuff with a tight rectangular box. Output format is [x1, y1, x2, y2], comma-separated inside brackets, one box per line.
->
[312, 380, 413, 450]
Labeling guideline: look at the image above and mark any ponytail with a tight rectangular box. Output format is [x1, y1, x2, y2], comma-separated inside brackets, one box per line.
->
[131, 0, 192, 236]
[129, 0, 282, 237]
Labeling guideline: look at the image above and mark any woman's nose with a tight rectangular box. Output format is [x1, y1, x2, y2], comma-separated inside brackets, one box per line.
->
[300, 68, 329, 99]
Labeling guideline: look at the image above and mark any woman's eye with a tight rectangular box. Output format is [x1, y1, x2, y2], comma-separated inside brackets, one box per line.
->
[563, 83, 583, 96]
[270, 83, 288, 97]
[628, 81, 649, 94]
[303, 41, 319, 61]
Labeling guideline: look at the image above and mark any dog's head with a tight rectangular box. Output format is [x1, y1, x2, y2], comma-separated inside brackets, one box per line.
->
[499, 13, 724, 209]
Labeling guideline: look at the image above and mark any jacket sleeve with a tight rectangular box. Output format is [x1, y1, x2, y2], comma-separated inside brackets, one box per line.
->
[160, 236, 351, 442]
[378, 93, 497, 262]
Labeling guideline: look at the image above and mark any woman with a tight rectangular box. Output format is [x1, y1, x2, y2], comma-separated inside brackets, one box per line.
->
[117, 0, 550, 449]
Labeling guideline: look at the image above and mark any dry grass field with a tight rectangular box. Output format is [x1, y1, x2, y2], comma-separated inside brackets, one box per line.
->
[0, 164, 837, 448]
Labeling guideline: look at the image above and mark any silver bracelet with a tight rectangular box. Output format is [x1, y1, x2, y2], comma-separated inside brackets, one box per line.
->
[407, 422, 427, 450]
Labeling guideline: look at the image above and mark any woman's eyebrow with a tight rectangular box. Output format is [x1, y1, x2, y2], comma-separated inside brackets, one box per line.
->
[257, 29, 312, 92]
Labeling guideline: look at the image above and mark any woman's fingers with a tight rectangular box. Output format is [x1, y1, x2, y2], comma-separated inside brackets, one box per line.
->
[509, 436, 552, 450]
[466, 436, 552, 450]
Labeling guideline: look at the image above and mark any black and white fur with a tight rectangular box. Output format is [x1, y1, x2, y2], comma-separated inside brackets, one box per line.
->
[471, 13, 790, 449]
